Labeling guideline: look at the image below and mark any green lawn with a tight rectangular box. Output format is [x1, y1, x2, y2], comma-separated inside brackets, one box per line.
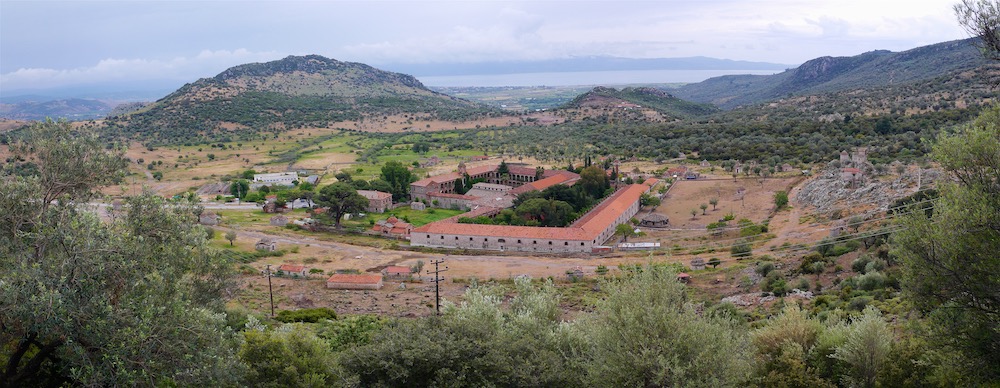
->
[342, 207, 465, 228]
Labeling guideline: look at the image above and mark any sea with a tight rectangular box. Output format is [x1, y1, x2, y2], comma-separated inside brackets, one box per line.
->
[416, 69, 783, 87]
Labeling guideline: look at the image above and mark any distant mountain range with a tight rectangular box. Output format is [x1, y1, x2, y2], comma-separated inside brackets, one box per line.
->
[0, 89, 174, 121]
[0, 99, 115, 121]
[672, 38, 989, 109]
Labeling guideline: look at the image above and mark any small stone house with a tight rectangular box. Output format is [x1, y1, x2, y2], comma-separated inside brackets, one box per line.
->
[255, 238, 277, 251]
[677, 272, 691, 283]
[841, 168, 863, 185]
[690, 258, 706, 271]
[666, 166, 688, 177]
[199, 211, 220, 226]
[410, 201, 426, 210]
[278, 264, 307, 278]
[270, 215, 289, 226]
[639, 213, 670, 228]
[326, 274, 383, 290]
[357, 190, 393, 213]
[371, 216, 413, 238]
[382, 265, 413, 280]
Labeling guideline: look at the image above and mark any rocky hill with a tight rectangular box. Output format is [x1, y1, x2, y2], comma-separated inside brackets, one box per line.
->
[562, 86, 718, 122]
[673, 38, 989, 109]
[107, 55, 494, 144]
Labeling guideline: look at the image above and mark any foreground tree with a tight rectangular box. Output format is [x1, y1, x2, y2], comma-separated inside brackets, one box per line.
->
[955, 0, 1000, 60]
[239, 321, 342, 387]
[892, 105, 1000, 383]
[577, 266, 753, 386]
[0, 121, 241, 386]
[832, 307, 893, 388]
[315, 182, 368, 228]
[341, 277, 582, 386]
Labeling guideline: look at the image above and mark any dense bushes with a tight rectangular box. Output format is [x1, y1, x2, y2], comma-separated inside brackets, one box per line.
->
[275, 308, 338, 323]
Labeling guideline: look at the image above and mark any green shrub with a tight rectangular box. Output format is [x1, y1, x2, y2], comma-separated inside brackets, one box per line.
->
[848, 296, 873, 311]
[852, 255, 872, 273]
[856, 271, 888, 291]
[829, 245, 854, 256]
[755, 262, 775, 277]
[864, 258, 887, 273]
[275, 307, 338, 323]
[731, 239, 753, 257]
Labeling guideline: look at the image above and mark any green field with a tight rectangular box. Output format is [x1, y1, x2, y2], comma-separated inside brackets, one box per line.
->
[343, 206, 465, 228]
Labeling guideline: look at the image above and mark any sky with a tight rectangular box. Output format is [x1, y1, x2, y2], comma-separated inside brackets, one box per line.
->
[0, 0, 969, 93]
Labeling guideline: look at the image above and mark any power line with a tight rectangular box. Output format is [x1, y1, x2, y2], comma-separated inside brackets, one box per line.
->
[427, 258, 448, 315]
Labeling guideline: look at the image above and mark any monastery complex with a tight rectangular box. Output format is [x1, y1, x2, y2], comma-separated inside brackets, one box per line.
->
[410, 172, 660, 253]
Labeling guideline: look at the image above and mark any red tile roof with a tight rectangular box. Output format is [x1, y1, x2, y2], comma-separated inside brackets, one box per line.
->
[509, 173, 579, 196]
[571, 184, 648, 235]
[279, 264, 306, 273]
[842, 168, 861, 173]
[326, 274, 383, 284]
[357, 190, 392, 200]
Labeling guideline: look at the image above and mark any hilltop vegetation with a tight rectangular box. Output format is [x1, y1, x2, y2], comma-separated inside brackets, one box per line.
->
[563, 86, 719, 120]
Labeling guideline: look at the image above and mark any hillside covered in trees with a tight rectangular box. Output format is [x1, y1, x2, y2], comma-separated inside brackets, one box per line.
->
[103, 55, 498, 145]
[672, 38, 990, 109]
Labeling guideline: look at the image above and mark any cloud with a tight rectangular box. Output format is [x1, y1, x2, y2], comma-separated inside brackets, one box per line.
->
[1, 49, 284, 91]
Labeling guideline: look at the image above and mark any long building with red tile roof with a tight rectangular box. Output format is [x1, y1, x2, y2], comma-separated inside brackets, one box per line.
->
[411, 183, 652, 253]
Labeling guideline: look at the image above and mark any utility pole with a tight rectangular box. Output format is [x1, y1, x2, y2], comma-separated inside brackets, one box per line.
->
[427, 258, 448, 315]
[265, 264, 275, 317]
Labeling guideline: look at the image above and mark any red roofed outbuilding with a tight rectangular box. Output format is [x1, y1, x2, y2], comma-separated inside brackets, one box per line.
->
[278, 264, 308, 278]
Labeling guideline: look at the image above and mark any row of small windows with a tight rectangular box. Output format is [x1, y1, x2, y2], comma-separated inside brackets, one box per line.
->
[429, 235, 584, 246]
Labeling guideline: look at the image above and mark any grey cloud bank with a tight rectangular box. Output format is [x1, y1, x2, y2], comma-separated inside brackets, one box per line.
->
[1, 0, 967, 94]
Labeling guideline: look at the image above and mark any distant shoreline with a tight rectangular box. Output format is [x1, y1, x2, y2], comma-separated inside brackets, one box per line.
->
[417, 69, 782, 87]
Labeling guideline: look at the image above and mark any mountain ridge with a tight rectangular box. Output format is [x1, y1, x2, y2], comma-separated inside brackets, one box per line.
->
[672, 38, 989, 109]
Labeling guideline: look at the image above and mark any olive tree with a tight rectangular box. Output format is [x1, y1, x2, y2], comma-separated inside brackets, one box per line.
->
[0, 121, 241, 386]
[577, 266, 753, 386]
